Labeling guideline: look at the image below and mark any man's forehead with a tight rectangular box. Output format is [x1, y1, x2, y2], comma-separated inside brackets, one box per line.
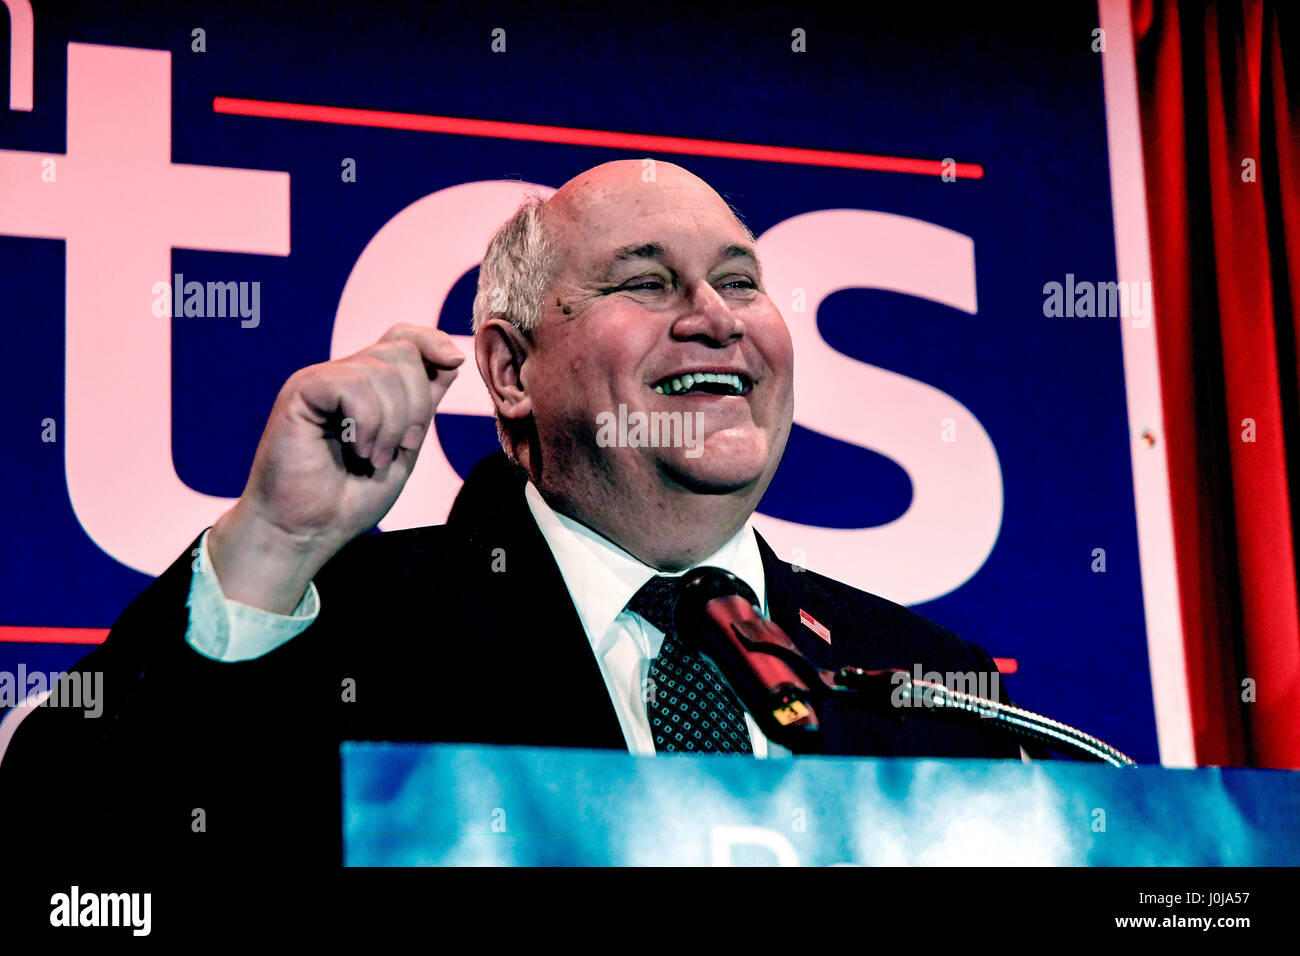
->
[561, 179, 734, 224]
[556, 192, 752, 264]
[544, 162, 755, 272]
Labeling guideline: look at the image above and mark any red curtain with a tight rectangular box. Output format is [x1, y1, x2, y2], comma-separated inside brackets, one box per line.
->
[1134, 0, 1300, 767]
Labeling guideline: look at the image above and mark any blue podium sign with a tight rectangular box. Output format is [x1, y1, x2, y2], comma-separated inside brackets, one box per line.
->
[341, 743, 1300, 866]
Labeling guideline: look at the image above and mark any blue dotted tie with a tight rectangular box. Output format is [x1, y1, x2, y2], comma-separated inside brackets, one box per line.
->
[627, 575, 754, 754]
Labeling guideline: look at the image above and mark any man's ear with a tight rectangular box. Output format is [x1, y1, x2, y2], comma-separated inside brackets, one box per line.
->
[475, 318, 535, 424]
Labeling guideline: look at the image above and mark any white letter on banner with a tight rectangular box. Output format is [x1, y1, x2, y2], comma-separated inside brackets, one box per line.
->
[330, 180, 555, 530]
[752, 210, 1002, 604]
[710, 825, 800, 866]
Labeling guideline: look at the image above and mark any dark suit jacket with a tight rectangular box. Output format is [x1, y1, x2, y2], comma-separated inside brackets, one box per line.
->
[1, 453, 1019, 866]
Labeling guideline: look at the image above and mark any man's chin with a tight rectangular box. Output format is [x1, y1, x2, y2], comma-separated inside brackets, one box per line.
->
[655, 434, 771, 495]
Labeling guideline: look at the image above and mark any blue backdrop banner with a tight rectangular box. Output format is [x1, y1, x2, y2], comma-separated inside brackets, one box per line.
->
[1, 1, 1175, 763]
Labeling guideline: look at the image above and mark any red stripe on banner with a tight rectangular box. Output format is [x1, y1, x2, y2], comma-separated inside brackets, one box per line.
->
[0, 627, 109, 645]
[992, 657, 1018, 675]
[212, 97, 985, 179]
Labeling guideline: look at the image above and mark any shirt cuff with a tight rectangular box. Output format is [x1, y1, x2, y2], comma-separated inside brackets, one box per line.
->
[184, 528, 320, 662]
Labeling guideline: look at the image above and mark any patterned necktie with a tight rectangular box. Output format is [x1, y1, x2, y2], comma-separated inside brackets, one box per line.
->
[627, 575, 754, 754]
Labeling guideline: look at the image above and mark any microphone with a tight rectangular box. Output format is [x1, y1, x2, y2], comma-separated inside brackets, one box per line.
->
[673, 567, 824, 753]
[675, 567, 1138, 766]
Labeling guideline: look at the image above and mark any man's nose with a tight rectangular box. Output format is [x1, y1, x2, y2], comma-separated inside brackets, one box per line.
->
[671, 282, 744, 344]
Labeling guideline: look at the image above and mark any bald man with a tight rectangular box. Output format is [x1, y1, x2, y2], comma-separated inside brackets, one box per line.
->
[2, 162, 1018, 865]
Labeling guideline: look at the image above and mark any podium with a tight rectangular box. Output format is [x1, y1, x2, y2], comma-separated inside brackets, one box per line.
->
[341, 742, 1300, 866]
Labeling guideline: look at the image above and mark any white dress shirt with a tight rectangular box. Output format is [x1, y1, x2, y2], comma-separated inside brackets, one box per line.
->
[184, 482, 789, 758]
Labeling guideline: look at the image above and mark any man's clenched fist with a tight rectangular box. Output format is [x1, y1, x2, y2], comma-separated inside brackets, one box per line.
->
[208, 324, 464, 613]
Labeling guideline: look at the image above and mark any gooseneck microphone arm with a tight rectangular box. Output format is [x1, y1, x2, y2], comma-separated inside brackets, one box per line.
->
[828, 667, 1138, 766]
[674, 568, 1138, 767]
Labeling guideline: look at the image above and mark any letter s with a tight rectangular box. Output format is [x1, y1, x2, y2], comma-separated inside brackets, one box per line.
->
[753, 210, 1002, 604]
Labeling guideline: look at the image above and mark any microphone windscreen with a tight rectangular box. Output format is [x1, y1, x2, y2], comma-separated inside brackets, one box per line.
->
[674, 567, 758, 628]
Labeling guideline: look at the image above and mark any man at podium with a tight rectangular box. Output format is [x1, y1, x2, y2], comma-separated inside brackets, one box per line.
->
[2, 160, 1019, 864]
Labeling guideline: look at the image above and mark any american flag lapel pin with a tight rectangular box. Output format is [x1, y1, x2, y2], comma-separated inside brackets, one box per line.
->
[799, 609, 831, 645]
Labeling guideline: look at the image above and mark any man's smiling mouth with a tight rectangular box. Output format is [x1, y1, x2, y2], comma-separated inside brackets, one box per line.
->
[651, 371, 752, 397]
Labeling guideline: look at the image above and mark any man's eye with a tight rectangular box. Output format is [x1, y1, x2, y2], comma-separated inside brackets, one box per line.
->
[720, 277, 758, 290]
[623, 279, 667, 291]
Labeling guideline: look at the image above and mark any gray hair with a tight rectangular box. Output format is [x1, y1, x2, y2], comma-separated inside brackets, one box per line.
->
[472, 193, 559, 460]
[471, 193, 558, 336]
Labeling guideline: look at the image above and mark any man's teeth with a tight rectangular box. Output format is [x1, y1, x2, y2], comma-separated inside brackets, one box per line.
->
[653, 372, 745, 396]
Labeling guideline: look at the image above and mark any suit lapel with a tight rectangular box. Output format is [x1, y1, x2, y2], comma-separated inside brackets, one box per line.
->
[456, 463, 628, 751]
[756, 532, 844, 671]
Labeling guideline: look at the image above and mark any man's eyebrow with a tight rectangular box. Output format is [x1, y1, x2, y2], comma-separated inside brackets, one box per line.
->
[598, 242, 761, 277]
[598, 243, 668, 278]
[718, 244, 759, 269]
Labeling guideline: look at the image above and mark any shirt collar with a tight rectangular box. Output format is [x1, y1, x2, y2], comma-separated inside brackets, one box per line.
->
[523, 480, 767, 643]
